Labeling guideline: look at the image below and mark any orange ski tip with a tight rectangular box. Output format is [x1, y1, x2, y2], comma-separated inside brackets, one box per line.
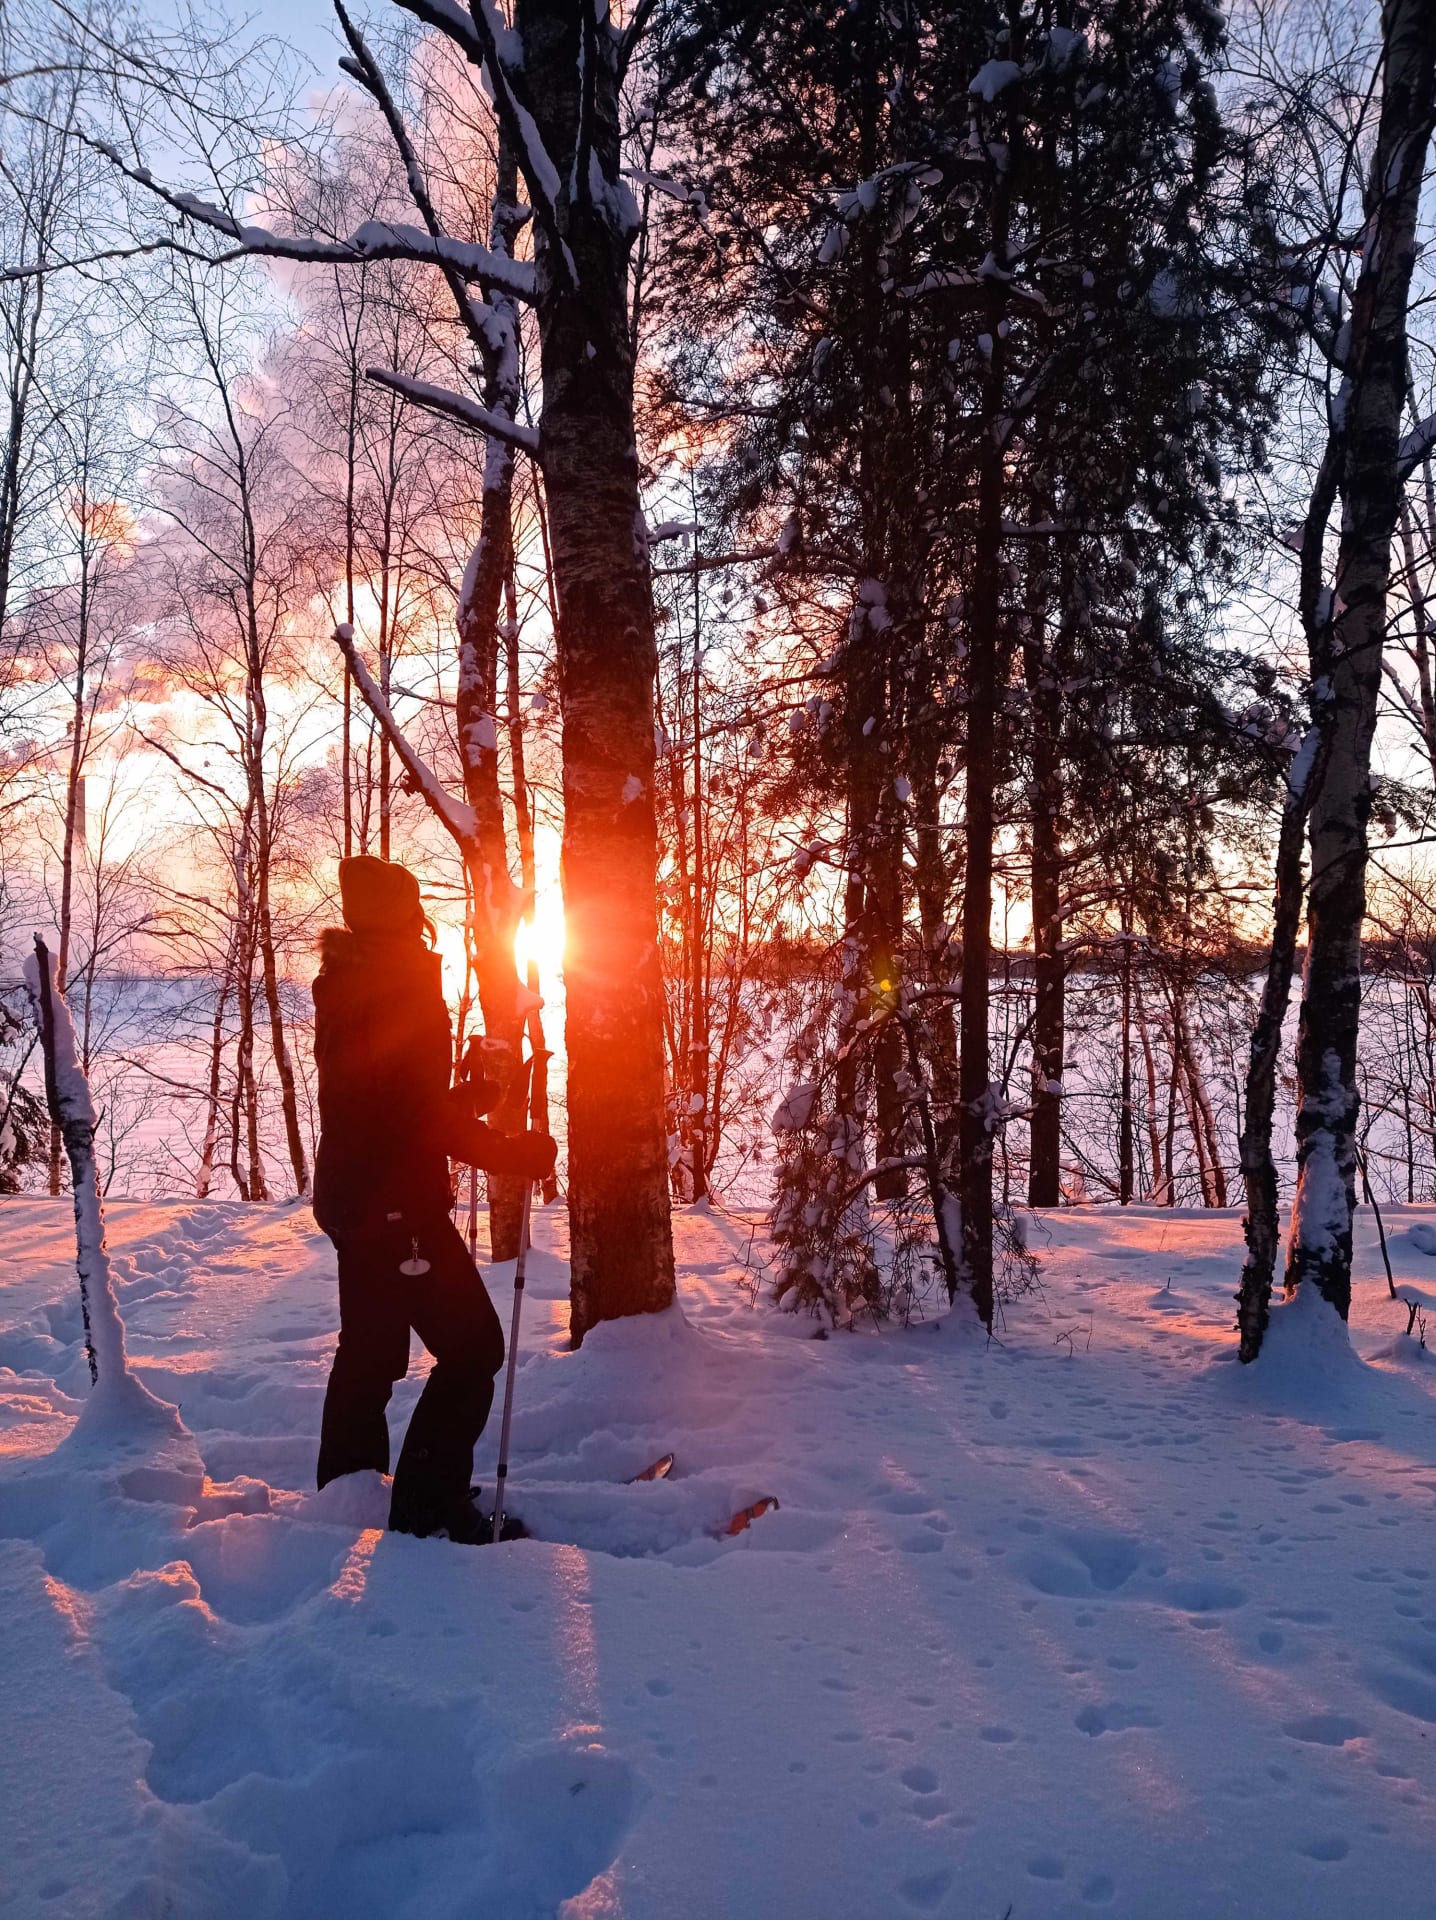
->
[719, 1496, 780, 1537]
[631, 1452, 675, 1482]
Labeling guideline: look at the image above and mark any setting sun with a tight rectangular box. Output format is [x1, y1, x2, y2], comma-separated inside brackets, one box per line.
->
[515, 886, 566, 984]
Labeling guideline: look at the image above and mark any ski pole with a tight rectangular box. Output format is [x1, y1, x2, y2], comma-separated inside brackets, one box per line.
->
[491, 1179, 533, 1544]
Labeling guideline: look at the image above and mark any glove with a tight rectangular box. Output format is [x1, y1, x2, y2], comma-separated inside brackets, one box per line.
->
[517, 1131, 558, 1182]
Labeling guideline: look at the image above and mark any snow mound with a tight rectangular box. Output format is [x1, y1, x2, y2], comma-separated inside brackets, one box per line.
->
[290, 1468, 392, 1529]
[1223, 1283, 1366, 1412]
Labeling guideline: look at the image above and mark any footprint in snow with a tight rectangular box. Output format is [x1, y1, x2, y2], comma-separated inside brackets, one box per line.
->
[1163, 1576, 1248, 1614]
[1282, 1713, 1367, 1747]
[1023, 1528, 1148, 1597]
[879, 1489, 934, 1515]
[482, 1745, 641, 1913]
[1074, 1701, 1162, 1737]
[179, 1513, 355, 1626]
[1300, 1836, 1350, 1862]
[897, 1867, 952, 1911]
[1360, 1638, 1436, 1723]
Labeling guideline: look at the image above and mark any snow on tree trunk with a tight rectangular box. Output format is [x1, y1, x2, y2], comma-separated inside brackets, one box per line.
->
[25, 937, 179, 1433]
[1283, 0, 1436, 1323]
[517, 0, 675, 1343]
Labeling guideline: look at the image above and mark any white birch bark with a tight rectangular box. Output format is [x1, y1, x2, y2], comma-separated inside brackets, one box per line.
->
[24, 937, 179, 1433]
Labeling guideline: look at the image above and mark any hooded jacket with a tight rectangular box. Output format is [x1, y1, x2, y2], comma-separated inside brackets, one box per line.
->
[311, 926, 538, 1239]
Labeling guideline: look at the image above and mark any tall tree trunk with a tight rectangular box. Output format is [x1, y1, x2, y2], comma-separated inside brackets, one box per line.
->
[505, 561, 557, 1198]
[229, 810, 267, 1203]
[911, 676, 958, 1160]
[255, 874, 307, 1198]
[1163, 1027, 1179, 1207]
[1283, 0, 1436, 1318]
[869, 798, 908, 1202]
[196, 962, 233, 1200]
[687, 562, 709, 1203]
[1236, 764, 1321, 1353]
[956, 105, 1016, 1326]
[1236, 430, 1340, 1357]
[49, 557, 90, 1197]
[1135, 976, 1164, 1201]
[957, 374, 1005, 1326]
[455, 137, 530, 1260]
[246, 619, 309, 1198]
[28, 939, 136, 1395]
[1118, 931, 1134, 1206]
[1025, 581, 1064, 1208]
[1176, 996, 1226, 1207]
[518, 0, 674, 1341]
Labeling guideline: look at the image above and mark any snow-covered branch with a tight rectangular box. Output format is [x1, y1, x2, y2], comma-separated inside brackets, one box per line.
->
[618, 0, 664, 79]
[364, 368, 540, 454]
[333, 0, 508, 354]
[72, 133, 536, 302]
[332, 625, 479, 847]
[650, 546, 779, 577]
[1399, 410, 1436, 481]
[394, 0, 570, 280]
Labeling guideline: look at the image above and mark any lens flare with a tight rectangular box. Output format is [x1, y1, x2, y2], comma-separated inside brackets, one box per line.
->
[515, 887, 566, 982]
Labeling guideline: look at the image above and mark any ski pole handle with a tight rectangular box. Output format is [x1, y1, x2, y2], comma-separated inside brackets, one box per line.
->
[492, 1180, 533, 1545]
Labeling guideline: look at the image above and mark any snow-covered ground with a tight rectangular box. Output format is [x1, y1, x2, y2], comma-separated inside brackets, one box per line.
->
[2, 1198, 1435, 1919]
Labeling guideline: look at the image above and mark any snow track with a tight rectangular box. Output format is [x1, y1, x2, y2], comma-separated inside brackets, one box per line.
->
[3, 1199, 1436, 1916]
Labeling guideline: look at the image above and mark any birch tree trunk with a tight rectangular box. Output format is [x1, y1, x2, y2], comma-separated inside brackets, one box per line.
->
[27, 937, 180, 1432]
[196, 959, 233, 1201]
[247, 645, 308, 1199]
[48, 546, 90, 1197]
[1236, 436, 1339, 1356]
[1283, 0, 1436, 1319]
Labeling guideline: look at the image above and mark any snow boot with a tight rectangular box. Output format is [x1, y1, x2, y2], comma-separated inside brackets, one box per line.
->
[391, 1488, 529, 1544]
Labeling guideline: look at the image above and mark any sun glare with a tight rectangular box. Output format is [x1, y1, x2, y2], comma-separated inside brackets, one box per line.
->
[516, 887, 566, 984]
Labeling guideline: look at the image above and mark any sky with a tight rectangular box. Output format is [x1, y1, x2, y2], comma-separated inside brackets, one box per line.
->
[251, 0, 346, 82]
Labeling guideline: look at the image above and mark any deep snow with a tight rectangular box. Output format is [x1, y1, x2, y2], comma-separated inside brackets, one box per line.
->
[2, 1197, 1436, 1919]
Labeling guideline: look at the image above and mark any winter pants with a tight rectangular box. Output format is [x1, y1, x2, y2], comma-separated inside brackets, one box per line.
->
[317, 1213, 505, 1532]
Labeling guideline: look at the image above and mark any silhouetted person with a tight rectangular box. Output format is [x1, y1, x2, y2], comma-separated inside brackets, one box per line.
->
[312, 855, 555, 1541]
